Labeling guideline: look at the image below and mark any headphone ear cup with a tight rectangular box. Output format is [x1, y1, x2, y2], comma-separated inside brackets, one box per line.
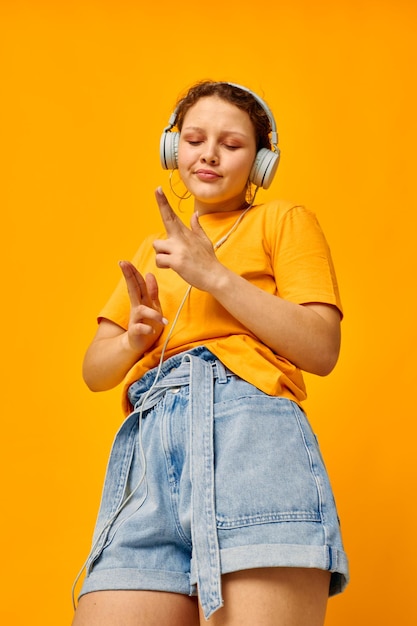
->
[249, 148, 280, 189]
[160, 131, 180, 170]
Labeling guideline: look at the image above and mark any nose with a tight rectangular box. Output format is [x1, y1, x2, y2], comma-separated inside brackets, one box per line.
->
[200, 144, 219, 165]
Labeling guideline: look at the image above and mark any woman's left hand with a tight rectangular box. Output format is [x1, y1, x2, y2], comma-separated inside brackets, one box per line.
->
[153, 187, 221, 291]
[153, 188, 341, 376]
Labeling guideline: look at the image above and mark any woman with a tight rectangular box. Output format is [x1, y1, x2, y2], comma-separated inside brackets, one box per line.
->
[72, 81, 349, 625]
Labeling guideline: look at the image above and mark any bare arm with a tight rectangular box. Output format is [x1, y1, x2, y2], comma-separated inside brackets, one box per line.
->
[205, 272, 340, 375]
[153, 188, 341, 376]
[82, 263, 167, 391]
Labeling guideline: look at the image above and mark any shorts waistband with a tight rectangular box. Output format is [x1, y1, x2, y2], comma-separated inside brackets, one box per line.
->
[127, 346, 233, 412]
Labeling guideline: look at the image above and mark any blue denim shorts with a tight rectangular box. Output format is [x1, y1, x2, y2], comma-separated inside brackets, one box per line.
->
[79, 347, 349, 619]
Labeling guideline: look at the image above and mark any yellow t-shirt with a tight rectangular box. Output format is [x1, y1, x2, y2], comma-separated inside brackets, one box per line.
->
[98, 200, 342, 415]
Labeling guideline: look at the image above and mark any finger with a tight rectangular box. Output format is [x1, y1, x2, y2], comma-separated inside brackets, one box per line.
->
[190, 212, 214, 249]
[118, 260, 147, 307]
[131, 305, 167, 329]
[145, 273, 166, 322]
[190, 211, 205, 237]
[155, 186, 186, 236]
[145, 272, 159, 304]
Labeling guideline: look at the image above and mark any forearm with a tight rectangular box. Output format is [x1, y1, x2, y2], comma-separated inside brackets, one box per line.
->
[208, 266, 341, 376]
[82, 330, 143, 391]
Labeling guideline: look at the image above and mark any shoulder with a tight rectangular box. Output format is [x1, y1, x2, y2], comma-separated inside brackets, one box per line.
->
[255, 198, 314, 219]
[249, 199, 317, 233]
[248, 200, 331, 260]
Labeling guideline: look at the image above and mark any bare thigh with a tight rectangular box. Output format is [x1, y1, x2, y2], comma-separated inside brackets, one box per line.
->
[201, 568, 331, 626]
[71, 590, 200, 626]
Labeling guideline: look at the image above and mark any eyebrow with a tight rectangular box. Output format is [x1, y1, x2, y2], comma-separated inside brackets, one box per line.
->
[182, 126, 249, 138]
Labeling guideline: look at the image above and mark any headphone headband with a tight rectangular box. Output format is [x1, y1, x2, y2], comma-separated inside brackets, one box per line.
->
[160, 82, 280, 189]
[225, 82, 279, 148]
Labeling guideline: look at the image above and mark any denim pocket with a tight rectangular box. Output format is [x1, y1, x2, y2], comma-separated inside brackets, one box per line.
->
[213, 390, 323, 529]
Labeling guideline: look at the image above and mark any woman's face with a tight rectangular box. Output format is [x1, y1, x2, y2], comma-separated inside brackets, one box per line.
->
[177, 96, 257, 214]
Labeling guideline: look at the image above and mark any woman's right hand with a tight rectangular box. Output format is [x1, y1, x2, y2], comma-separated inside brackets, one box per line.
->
[82, 262, 167, 392]
[118, 260, 167, 353]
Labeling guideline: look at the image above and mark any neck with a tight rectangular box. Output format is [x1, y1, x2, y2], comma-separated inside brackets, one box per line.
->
[194, 195, 249, 216]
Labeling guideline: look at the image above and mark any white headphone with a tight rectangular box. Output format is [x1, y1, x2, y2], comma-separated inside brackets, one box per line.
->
[159, 82, 280, 190]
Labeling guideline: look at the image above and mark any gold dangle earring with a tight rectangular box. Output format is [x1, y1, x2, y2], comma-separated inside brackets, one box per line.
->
[246, 181, 259, 208]
[169, 170, 192, 200]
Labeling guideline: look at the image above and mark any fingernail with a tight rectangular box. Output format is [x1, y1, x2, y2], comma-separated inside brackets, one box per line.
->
[156, 186, 164, 196]
[162, 317, 169, 325]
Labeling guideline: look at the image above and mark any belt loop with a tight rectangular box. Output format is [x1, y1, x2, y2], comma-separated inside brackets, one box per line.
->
[186, 354, 223, 620]
[214, 359, 228, 383]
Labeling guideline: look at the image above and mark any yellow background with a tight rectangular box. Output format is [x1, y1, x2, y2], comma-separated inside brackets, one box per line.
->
[1, 0, 416, 624]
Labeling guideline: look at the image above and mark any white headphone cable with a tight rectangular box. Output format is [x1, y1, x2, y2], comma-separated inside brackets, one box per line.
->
[72, 194, 257, 608]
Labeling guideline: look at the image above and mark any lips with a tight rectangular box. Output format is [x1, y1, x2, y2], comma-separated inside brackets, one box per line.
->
[195, 169, 221, 181]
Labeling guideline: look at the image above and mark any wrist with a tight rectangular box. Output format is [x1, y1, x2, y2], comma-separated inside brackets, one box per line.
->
[206, 263, 235, 298]
[120, 330, 145, 360]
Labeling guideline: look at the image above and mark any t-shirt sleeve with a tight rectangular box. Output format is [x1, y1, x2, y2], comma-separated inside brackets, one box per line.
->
[272, 205, 343, 315]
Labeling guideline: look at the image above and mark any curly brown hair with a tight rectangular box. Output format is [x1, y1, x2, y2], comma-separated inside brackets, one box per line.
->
[174, 81, 272, 152]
